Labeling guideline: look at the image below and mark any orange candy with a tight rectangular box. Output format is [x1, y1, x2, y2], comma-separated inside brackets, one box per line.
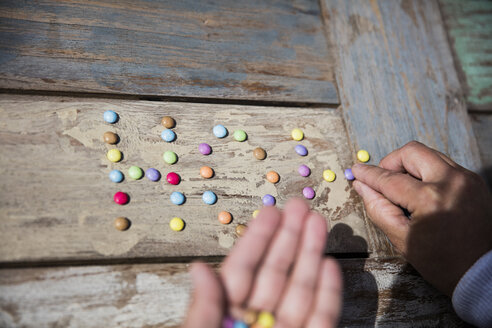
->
[218, 211, 232, 224]
[200, 166, 214, 179]
[266, 171, 280, 184]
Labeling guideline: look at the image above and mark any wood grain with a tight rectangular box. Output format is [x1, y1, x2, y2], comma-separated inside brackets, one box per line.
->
[0, 95, 382, 264]
[321, 0, 482, 172]
[440, 0, 492, 111]
[0, 0, 338, 104]
[0, 258, 465, 327]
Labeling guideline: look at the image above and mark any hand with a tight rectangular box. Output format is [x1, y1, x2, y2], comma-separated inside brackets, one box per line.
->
[352, 141, 492, 296]
[183, 198, 343, 328]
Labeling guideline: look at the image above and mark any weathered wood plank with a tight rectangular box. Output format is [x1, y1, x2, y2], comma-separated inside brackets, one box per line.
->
[440, 0, 492, 111]
[321, 0, 482, 172]
[0, 258, 465, 327]
[0, 0, 338, 104]
[471, 113, 492, 187]
[0, 95, 388, 264]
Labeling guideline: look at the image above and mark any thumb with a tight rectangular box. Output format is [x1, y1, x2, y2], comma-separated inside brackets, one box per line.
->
[182, 262, 225, 328]
[353, 180, 410, 254]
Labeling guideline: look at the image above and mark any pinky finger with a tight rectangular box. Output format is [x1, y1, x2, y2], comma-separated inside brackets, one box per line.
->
[305, 258, 343, 328]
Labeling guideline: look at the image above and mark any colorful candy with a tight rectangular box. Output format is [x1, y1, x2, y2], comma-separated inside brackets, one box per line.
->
[257, 311, 275, 328]
[213, 124, 228, 138]
[202, 190, 217, 205]
[170, 191, 185, 205]
[107, 149, 122, 162]
[109, 169, 124, 183]
[323, 169, 336, 182]
[103, 131, 118, 144]
[357, 149, 370, 162]
[166, 172, 180, 185]
[291, 128, 303, 141]
[218, 211, 232, 224]
[128, 166, 143, 180]
[266, 171, 280, 184]
[233, 321, 248, 328]
[344, 168, 355, 180]
[145, 168, 160, 181]
[200, 166, 214, 179]
[169, 217, 184, 231]
[233, 129, 247, 142]
[262, 194, 276, 206]
[161, 129, 176, 142]
[163, 151, 178, 164]
[103, 110, 118, 124]
[114, 217, 130, 231]
[113, 191, 129, 205]
[222, 317, 235, 328]
[295, 144, 308, 156]
[253, 147, 266, 160]
[298, 164, 311, 177]
[236, 224, 247, 237]
[199, 143, 212, 155]
[252, 210, 260, 218]
[303, 187, 315, 199]
[161, 116, 176, 128]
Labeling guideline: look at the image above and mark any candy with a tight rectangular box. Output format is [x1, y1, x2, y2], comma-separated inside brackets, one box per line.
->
[200, 166, 214, 179]
[257, 311, 275, 328]
[113, 191, 129, 205]
[222, 316, 235, 328]
[161, 116, 176, 128]
[145, 168, 160, 181]
[298, 164, 311, 177]
[114, 217, 130, 231]
[128, 166, 143, 180]
[266, 171, 280, 184]
[202, 190, 217, 205]
[243, 310, 258, 325]
[295, 144, 308, 156]
[236, 224, 247, 237]
[109, 169, 124, 183]
[213, 124, 228, 138]
[344, 168, 355, 180]
[103, 110, 118, 123]
[233, 321, 248, 328]
[169, 217, 184, 231]
[252, 210, 260, 218]
[161, 129, 176, 142]
[303, 187, 315, 199]
[107, 149, 122, 162]
[103, 131, 118, 144]
[262, 194, 276, 206]
[167, 172, 180, 185]
[170, 191, 185, 205]
[233, 130, 247, 142]
[218, 211, 232, 224]
[357, 149, 370, 162]
[291, 128, 303, 141]
[163, 151, 178, 164]
[199, 143, 212, 155]
[253, 147, 267, 160]
[323, 169, 336, 182]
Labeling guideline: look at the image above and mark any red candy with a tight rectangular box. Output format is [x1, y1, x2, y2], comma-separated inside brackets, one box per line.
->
[113, 191, 129, 205]
[167, 172, 180, 185]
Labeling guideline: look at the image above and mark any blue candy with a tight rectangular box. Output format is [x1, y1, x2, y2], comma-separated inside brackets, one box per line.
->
[295, 144, 308, 156]
[161, 129, 176, 142]
[202, 190, 217, 205]
[233, 321, 248, 328]
[103, 110, 118, 124]
[213, 124, 227, 138]
[170, 192, 185, 205]
[109, 169, 124, 183]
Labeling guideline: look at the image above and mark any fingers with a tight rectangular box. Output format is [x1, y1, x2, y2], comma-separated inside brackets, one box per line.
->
[378, 141, 453, 181]
[220, 206, 281, 307]
[352, 180, 409, 253]
[352, 163, 421, 212]
[182, 262, 224, 328]
[276, 212, 327, 327]
[247, 198, 310, 311]
[305, 258, 343, 328]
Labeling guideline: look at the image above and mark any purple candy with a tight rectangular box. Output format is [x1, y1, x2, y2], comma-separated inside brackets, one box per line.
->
[298, 164, 311, 177]
[344, 168, 355, 180]
[199, 143, 212, 155]
[262, 194, 276, 206]
[145, 168, 160, 181]
[303, 187, 315, 199]
[222, 316, 234, 328]
[295, 144, 308, 156]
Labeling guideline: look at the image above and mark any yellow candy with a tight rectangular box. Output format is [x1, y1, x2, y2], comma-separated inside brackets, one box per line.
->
[323, 169, 336, 182]
[169, 217, 184, 231]
[107, 149, 122, 162]
[291, 128, 304, 141]
[357, 149, 370, 163]
[252, 210, 260, 218]
[257, 311, 275, 328]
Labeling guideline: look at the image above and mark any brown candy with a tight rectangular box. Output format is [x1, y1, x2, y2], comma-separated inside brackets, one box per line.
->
[114, 217, 130, 231]
[103, 131, 118, 144]
[253, 147, 267, 160]
[161, 116, 176, 128]
[235, 224, 247, 237]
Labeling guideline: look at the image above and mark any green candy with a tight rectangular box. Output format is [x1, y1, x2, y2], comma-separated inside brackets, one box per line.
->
[163, 151, 178, 164]
[128, 166, 143, 180]
[233, 129, 247, 142]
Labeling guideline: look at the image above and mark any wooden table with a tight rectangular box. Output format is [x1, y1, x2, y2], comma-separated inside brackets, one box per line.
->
[1, 0, 488, 326]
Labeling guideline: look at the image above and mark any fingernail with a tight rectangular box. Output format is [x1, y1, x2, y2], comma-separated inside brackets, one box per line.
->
[352, 181, 364, 197]
[352, 163, 364, 170]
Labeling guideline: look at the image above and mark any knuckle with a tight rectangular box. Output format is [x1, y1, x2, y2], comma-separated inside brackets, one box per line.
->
[419, 184, 446, 212]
